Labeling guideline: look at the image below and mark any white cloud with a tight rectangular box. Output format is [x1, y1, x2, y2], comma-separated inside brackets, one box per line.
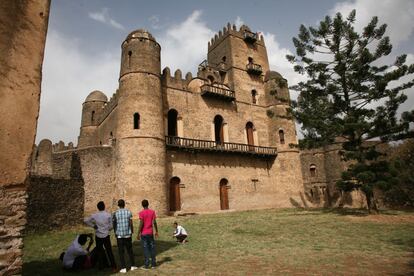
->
[37, 31, 120, 143]
[331, 0, 414, 46]
[88, 8, 125, 30]
[235, 16, 244, 29]
[158, 10, 214, 74]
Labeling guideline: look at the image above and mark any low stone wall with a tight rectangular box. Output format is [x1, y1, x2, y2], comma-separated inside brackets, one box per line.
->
[26, 176, 84, 230]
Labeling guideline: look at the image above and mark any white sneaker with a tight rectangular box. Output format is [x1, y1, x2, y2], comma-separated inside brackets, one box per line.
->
[119, 268, 127, 273]
[130, 266, 138, 271]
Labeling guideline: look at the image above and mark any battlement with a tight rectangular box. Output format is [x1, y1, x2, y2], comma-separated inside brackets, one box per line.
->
[52, 141, 75, 152]
[97, 89, 119, 124]
[208, 23, 265, 51]
[161, 67, 193, 90]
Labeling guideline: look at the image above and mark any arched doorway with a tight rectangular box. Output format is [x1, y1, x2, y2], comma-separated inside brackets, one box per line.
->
[219, 178, 229, 210]
[169, 177, 181, 211]
[168, 109, 178, 136]
[214, 115, 224, 145]
[246, 122, 254, 149]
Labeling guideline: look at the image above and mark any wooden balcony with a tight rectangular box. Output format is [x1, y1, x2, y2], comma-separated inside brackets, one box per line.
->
[201, 84, 235, 101]
[165, 136, 277, 158]
[243, 30, 258, 43]
[246, 63, 263, 75]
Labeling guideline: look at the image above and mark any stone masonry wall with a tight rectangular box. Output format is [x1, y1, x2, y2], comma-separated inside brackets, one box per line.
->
[0, 1, 50, 275]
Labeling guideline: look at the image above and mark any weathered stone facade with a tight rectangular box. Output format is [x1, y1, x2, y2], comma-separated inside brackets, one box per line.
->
[31, 24, 366, 225]
[32, 24, 308, 218]
[0, 1, 50, 274]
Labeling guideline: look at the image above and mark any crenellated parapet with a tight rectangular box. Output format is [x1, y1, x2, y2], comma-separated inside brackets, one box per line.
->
[52, 141, 76, 152]
[208, 23, 265, 51]
[97, 89, 119, 124]
[161, 67, 193, 91]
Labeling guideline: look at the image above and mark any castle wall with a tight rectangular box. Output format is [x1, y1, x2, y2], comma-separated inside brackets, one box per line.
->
[0, 1, 50, 274]
[96, 107, 118, 146]
[29, 145, 116, 228]
[163, 85, 272, 147]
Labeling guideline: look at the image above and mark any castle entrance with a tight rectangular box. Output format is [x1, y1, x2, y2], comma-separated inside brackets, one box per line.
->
[169, 177, 181, 211]
[219, 178, 229, 210]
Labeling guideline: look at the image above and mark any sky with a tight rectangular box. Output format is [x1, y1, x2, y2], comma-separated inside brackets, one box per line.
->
[36, 0, 414, 144]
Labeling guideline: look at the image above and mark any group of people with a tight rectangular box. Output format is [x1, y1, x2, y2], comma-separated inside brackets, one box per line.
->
[60, 199, 188, 273]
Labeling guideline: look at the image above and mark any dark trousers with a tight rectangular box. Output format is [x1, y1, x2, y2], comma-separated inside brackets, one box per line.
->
[72, 255, 87, 270]
[140, 235, 156, 268]
[176, 234, 187, 243]
[117, 237, 135, 269]
[95, 235, 116, 269]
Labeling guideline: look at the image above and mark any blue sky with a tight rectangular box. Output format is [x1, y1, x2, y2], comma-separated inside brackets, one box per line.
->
[36, 0, 414, 143]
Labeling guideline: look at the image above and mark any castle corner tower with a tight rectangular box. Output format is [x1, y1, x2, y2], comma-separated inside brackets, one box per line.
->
[115, 30, 167, 214]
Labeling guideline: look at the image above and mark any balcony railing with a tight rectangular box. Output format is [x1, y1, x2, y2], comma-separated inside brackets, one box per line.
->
[246, 63, 263, 75]
[201, 84, 235, 101]
[165, 136, 277, 158]
[243, 30, 258, 43]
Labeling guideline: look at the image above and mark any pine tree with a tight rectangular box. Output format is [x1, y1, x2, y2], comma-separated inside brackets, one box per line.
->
[287, 10, 414, 212]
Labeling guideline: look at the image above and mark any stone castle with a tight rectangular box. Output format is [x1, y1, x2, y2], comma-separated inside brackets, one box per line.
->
[30, 24, 364, 224]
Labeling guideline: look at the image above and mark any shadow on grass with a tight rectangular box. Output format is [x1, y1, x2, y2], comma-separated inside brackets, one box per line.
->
[23, 240, 177, 276]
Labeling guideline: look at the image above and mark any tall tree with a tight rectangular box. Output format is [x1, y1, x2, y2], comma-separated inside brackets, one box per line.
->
[287, 10, 414, 212]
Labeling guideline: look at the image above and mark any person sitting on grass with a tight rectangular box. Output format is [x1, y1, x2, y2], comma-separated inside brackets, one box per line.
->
[172, 222, 188, 243]
[61, 233, 94, 270]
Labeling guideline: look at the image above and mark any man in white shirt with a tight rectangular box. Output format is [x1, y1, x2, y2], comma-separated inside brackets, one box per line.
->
[84, 201, 117, 271]
[62, 234, 93, 269]
[172, 222, 188, 243]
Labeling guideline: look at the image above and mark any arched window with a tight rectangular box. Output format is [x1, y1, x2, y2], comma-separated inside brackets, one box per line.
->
[168, 109, 178, 136]
[251, 90, 257, 104]
[128, 51, 132, 68]
[214, 115, 224, 144]
[246, 122, 254, 146]
[279, 129, 285, 144]
[91, 111, 95, 123]
[219, 178, 229, 210]
[310, 164, 316, 177]
[248, 57, 253, 64]
[222, 56, 226, 63]
[207, 75, 215, 84]
[133, 112, 140, 129]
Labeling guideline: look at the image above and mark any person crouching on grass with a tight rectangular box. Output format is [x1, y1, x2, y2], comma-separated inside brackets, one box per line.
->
[173, 222, 188, 243]
[61, 233, 94, 270]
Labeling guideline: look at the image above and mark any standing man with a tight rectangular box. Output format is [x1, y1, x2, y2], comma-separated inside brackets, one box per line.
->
[84, 201, 117, 271]
[137, 199, 158, 269]
[113, 199, 137, 273]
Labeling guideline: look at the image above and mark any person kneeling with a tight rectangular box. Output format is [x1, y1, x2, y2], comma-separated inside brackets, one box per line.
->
[172, 222, 188, 243]
[61, 234, 94, 270]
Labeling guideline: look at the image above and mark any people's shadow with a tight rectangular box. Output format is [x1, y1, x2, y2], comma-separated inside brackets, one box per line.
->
[22, 239, 178, 275]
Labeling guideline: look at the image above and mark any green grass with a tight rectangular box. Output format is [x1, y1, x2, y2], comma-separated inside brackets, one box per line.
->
[23, 208, 414, 275]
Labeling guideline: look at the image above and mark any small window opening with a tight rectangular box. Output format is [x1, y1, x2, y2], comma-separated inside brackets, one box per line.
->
[133, 112, 140, 129]
[222, 56, 226, 62]
[168, 109, 178, 136]
[310, 164, 316, 177]
[251, 90, 257, 104]
[207, 75, 215, 84]
[279, 129, 285, 144]
[128, 51, 132, 68]
[91, 111, 95, 122]
[248, 57, 253, 64]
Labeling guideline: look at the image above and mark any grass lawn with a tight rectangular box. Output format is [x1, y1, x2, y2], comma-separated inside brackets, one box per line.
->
[23, 208, 414, 275]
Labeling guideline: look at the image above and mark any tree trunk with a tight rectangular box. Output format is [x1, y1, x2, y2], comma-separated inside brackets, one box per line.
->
[366, 193, 379, 214]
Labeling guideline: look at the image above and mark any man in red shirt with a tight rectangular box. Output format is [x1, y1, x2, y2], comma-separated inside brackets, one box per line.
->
[137, 199, 158, 269]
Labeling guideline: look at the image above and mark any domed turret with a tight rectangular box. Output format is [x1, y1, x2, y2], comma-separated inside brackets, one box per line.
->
[84, 90, 108, 103]
[120, 29, 160, 78]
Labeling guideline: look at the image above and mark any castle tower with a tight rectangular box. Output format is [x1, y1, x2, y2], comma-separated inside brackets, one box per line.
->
[78, 90, 107, 147]
[115, 30, 167, 214]
[207, 24, 270, 104]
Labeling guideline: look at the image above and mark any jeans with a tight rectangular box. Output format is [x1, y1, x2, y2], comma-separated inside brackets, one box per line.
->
[95, 235, 116, 269]
[117, 237, 135, 269]
[140, 235, 156, 268]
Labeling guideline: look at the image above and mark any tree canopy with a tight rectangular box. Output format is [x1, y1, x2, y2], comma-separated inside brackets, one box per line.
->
[287, 10, 414, 212]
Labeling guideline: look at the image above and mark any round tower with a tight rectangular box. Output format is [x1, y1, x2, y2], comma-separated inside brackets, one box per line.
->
[78, 90, 107, 147]
[115, 29, 167, 214]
